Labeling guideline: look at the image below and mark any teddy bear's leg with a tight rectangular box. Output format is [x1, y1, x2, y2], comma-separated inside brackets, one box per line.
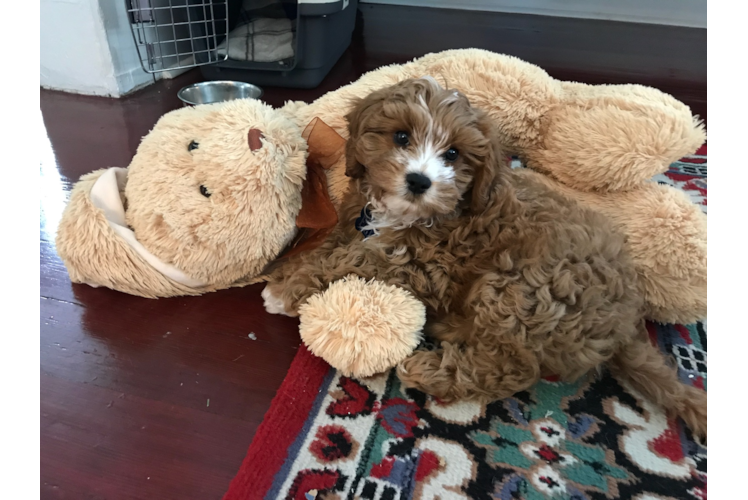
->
[397, 339, 541, 402]
[525, 87, 705, 192]
[595, 184, 707, 325]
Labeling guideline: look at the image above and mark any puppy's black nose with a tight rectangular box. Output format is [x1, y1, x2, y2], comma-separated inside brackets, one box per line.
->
[406, 173, 432, 195]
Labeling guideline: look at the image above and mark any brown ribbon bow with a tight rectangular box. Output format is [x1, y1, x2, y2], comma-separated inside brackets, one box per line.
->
[276, 117, 345, 261]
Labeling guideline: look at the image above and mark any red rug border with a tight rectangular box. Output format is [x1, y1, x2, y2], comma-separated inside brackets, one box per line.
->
[223, 346, 330, 500]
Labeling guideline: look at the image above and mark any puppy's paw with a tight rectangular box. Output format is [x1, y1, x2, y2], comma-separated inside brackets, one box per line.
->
[261, 285, 295, 317]
[397, 350, 453, 399]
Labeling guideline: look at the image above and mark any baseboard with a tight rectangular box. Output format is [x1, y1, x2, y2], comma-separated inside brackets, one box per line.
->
[40, 83, 120, 98]
[115, 64, 155, 96]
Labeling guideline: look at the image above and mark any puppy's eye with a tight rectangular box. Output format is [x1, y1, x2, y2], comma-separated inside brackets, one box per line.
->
[394, 131, 409, 147]
[188, 140, 199, 151]
[444, 148, 459, 161]
[199, 185, 211, 198]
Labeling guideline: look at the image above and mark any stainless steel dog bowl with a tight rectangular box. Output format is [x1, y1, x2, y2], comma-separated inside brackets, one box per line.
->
[177, 81, 263, 106]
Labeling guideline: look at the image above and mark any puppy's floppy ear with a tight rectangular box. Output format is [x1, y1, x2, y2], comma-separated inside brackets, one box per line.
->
[344, 97, 367, 178]
[344, 137, 365, 179]
[470, 110, 507, 213]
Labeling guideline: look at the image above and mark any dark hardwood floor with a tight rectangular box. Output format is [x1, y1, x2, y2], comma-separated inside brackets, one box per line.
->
[40, 4, 706, 499]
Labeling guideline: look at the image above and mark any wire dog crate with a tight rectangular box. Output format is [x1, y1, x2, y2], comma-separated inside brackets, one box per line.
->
[127, 0, 356, 88]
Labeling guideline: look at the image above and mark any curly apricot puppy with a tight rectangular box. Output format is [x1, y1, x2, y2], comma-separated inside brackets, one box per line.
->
[263, 78, 706, 440]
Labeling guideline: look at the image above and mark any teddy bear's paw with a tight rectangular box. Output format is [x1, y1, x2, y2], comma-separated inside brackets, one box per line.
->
[261, 285, 294, 317]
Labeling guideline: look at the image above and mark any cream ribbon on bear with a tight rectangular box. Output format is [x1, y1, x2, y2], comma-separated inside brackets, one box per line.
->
[89, 168, 208, 288]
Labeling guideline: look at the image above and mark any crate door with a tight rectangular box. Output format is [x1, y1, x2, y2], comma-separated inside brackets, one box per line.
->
[127, 0, 230, 73]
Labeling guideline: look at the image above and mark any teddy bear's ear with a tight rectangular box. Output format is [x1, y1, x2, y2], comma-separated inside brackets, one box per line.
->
[56, 168, 207, 298]
[524, 86, 706, 192]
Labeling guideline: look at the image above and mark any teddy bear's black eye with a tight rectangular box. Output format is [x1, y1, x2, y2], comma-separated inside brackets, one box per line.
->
[188, 140, 199, 151]
[394, 131, 409, 147]
[199, 185, 211, 198]
[444, 148, 459, 161]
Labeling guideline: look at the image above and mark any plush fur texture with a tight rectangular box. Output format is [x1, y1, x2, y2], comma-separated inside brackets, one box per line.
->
[265, 79, 706, 439]
[57, 49, 705, 324]
[297, 275, 426, 378]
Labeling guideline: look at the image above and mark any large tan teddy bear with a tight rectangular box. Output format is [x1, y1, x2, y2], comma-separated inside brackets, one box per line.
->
[56, 49, 706, 375]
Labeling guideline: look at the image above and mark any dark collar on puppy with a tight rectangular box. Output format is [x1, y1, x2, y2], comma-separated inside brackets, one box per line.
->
[355, 206, 376, 239]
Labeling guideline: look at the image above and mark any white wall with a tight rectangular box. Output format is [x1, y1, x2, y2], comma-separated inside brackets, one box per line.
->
[360, 0, 707, 28]
[40, 0, 154, 97]
[40, 0, 119, 96]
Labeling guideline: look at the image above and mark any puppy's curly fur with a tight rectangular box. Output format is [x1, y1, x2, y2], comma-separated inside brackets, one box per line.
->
[265, 78, 706, 440]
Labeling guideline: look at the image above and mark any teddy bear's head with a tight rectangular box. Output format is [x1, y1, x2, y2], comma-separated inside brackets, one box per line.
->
[124, 99, 308, 287]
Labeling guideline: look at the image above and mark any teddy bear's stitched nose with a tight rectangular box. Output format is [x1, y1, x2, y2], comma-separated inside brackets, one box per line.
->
[248, 128, 264, 151]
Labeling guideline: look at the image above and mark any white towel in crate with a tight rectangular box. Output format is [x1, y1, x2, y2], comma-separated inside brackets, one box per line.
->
[216, 18, 294, 63]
